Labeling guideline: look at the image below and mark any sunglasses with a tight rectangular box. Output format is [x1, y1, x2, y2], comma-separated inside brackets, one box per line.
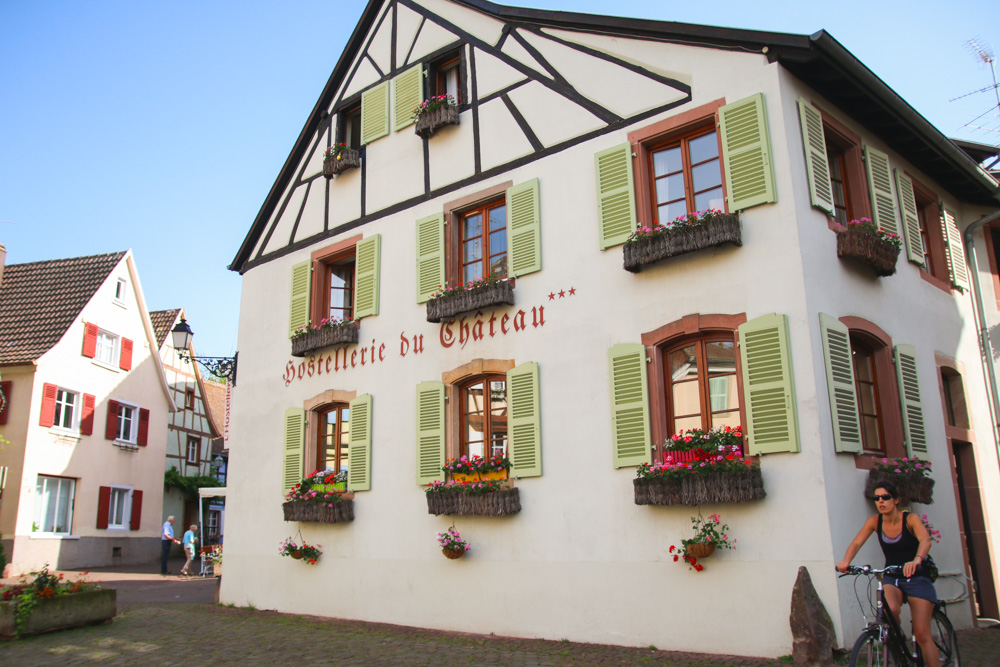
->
[872, 493, 895, 501]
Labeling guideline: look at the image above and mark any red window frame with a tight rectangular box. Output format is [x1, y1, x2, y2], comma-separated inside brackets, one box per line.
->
[316, 403, 350, 473]
[458, 374, 507, 460]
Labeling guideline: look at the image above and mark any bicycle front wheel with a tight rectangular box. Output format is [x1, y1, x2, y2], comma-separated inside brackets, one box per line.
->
[930, 608, 960, 667]
[850, 627, 897, 667]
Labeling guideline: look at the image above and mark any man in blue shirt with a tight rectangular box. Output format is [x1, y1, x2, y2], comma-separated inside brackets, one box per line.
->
[161, 516, 180, 575]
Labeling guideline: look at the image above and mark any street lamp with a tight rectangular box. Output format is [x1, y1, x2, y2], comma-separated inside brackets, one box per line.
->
[170, 317, 238, 386]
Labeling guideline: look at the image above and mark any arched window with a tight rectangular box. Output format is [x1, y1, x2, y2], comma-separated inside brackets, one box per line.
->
[317, 403, 350, 473]
[850, 334, 886, 453]
[459, 375, 507, 459]
[663, 335, 740, 434]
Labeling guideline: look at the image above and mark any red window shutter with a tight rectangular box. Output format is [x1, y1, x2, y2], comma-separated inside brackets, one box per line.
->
[120, 338, 133, 370]
[80, 393, 96, 435]
[137, 408, 150, 446]
[0, 380, 11, 425]
[40, 383, 58, 427]
[105, 400, 120, 440]
[82, 323, 98, 358]
[130, 490, 143, 530]
[96, 486, 111, 529]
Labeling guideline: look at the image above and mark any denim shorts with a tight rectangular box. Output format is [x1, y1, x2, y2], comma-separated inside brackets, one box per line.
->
[885, 575, 938, 603]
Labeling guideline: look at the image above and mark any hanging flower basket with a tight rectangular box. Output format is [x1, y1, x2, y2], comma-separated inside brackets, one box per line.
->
[323, 148, 361, 178]
[442, 547, 466, 559]
[282, 498, 355, 524]
[426, 484, 520, 516]
[291, 322, 360, 357]
[633, 467, 765, 506]
[289, 549, 303, 560]
[685, 542, 717, 559]
[426, 279, 514, 323]
[836, 227, 900, 277]
[415, 104, 460, 139]
[623, 213, 741, 272]
[865, 470, 935, 506]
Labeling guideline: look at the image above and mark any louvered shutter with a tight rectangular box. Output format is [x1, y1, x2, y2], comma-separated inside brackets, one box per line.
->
[130, 490, 143, 530]
[415, 213, 445, 303]
[894, 345, 928, 457]
[96, 486, 111, 529]
[864, 146, 898, 235]
[819, 314, 862, 453]
[39, 383, 58, 427]
[719, 93, 776, 211]
[508, 362, 542, 478]
[797, 99, 834, 216]
[608, 344, 651, 468]
[354, 234, 381, 318]
[80, 393, 96, 435]
[82, 323, 98, 358]
[137, 408, 150, 446]
[941, 206, 970, 291]
[738, 313, 800, 454]
[893, 169, 924, 266]
[289, 261, 311, 337]
[393, 65, 423, 132]
[348, 394, 373, 491]
[105, 400, 120, 439]
[361, 81, 390, 145]
[283, 408, 305, 494]
[120, 338, 134, 371]
[415, 382, 445, 485]
[507, 179, 542, 277]
[0, 380, 10, 425]
[594, 143, 636, 249]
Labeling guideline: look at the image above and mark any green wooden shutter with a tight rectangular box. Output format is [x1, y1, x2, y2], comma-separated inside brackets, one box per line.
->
[415, 382, 445, 485]
[289, 261, 311, 338]
[354, 234, 381, 318]
[361, 81, 390, 145]
[415, 213, 445, 303]
[507, 178, 542, 277]
[797, 98, 834, 216]
[508, 361, 542, 478]
[819, 313, 862, 453]
[283, 408, 305, 494]
[608, 343, 651, 468]
[348, 394, 372, 491]
[719, 93, 776, 211]
[595, 143, 636, 249]
[894, 345, 928, 457]
[894, 169, 925, 266]
[393, 65, 423, 132]
[738, 313, 800, 454]
[941, 206, 970, 291]
[864, 146, 898, 235]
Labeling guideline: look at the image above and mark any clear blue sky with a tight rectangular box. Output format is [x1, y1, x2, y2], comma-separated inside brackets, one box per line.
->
[2, 0, 998, 358]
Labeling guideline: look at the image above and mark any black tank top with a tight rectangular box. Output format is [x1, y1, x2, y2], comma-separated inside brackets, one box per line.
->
[877, 512, 919, 567]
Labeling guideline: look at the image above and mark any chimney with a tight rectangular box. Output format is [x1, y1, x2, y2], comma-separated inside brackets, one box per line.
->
[0, 243, 6, 288]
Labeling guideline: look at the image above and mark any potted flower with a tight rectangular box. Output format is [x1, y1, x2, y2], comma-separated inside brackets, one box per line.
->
[279, 538, 322, 564]
[0, 565, 113, 638]
[426, 274, 513, 323]
[437, 527, 471, 559]
[623, 209, 741, 272]
[412, 94, 459, 138]
[836, 217, 901, 277]
[865, 456, 934, 506]
[444, 454, 512, 482]
[291, 316, 360, 357]
[203, 544, 223, 577]
[634, 439, 765, 506]
[663, 426, 744, 463]
[669, 513, 736, 572]
[425, 479, 521, 517]
[322, 142, 361, 178]
[283, 470, 355, 524]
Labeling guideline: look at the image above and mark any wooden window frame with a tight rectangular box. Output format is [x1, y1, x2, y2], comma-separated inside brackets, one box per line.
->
[310, 235, 363, 326]
[315, 402, 351, 473]
[337, 99, 363, 151]
[303, 389, 358, 475]
[441, 359, 515, 462]
[458, 198, 508, 285]
[457, 374, 507, 460]
[908, 174, 952, 293]
[662, 336, 741, 434]
[442, 182, 514, 290]
[429, 49, 465, 106]
[850, 335, 887, 454]
[817, 111, 870, 232]
[184, 388, 195, 411]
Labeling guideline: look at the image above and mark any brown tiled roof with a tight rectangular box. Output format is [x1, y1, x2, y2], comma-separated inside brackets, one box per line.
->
[149, 308, 181, 348]
[202, 379, 228, 446]
[0, 251, 126, 366]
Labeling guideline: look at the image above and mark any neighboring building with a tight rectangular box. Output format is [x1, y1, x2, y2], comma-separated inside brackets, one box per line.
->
[222, 0, 1000, 657]
[149, 308, 223, 533]
[202, 378, 229, 542]
[0, 251, 175, 575]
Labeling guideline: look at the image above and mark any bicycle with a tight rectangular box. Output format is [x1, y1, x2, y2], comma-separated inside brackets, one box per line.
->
[840, 565, 960, 666]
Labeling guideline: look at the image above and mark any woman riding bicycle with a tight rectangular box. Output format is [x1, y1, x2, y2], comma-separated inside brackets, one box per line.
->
[837, 481, 939, 665]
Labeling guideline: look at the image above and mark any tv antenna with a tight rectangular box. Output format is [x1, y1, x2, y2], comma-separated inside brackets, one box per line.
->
[951, 39, 1000, 137]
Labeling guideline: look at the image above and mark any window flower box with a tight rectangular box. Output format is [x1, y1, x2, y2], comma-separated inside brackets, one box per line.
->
[836, 218, 901, 277]
[426, 277, 513, 323]
[413, 96, 460, 139]
[0, 587, 115, 639]
[634, 440, 764, 506]
[425, 480, 520, 516]
[291, 320, 359, 357]
[623, 211, 741, 273]
[322, 144, 361, 178]
[865, 457, 934, 505]
[445, 454, 512, 483]
[282, 497, 354, 523]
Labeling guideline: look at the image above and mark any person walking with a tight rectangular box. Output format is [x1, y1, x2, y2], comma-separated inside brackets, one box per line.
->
[161, 516, 181, 575]
[180, 524, 198, 576]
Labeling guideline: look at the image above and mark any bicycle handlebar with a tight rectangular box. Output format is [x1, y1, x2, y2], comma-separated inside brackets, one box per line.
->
[837, 564, 904, 577]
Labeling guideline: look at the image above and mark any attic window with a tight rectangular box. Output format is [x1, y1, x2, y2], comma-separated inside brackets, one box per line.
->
[339, 101, 362, 150]
[114, 278, 127, 305]
[430, 50, 463, 104]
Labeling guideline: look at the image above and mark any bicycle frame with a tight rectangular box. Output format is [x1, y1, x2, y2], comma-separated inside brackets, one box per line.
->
[843, 565, 918, 666]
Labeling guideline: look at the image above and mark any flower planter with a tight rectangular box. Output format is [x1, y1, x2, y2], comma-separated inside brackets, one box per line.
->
[323, 149, 361, 178]
[623, 214, 741, 272]
[282, 498, 355, 524]
[312, 482, 348, 493]
[685, 542, 717, 559]
[865, 470, 934, 506]
[442, 547, 467, 560]
[450, 470, 508, 483]
[0, 589, 116, 639]
[291, 323, 360, 357]
[290, 549, 304, 560]
[426, 487, 521, 516]
[836, 228, 900, 277]
[415, 105, 460, 139]
[633, 467, 766, 506]
[663, 448, 707, 464]
[426, 281, 514, 323]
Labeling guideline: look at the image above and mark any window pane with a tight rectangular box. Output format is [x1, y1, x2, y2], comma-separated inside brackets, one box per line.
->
[861, 415, 882, 452]
[694, 188, 724, 213]
[669, 346, 698, 382]
[489, 205, 506, 231]
[688, 132, 719, 164]
[692, 161, 722, 193]
[853, 349, 874, 382]
[655, 173, 686, 206]
[705, 341, 735, 375]
[111, 490, 125, 525]
[55, 479, 71, 533]
[708, 376, 738, 413]
[463, 238, 482, 264]
[673, 415, 702, 433]
[463, 213, 482, 239]
[711, 411, 741, 430]
[672, 381, 701, 419]
[464, 263, 483, 284]
[489, 255, 507, 279]
[858, 382, 877, 414]
[445, 66, 459, 100]
[652, 146, 682, 177]
[489, 229, 507, 256]
[658, 202, 687, 224]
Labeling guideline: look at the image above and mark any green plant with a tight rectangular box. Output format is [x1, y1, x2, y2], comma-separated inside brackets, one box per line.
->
[669, 513, 736, 572]
[291, 316, 358, 340]
[0, 564, 100, 637]
[425, 479, 508, 495]
[871, 456, 932, 477]
[436, 527, 470, 552]
[164, 466, 223, 500]
[411, 93, 456, 121]
[429, 274, 504, 300]
[204, 544, 223, 563]
[279, 537, 322, 564]
[626, 209, 727, 243]
[920, 514, 942, 544]
[442, 453, 511, 475]
[663, 425, 744, 454]
[323, 142, 351, 160]
[635, 454, 757, 480]
[843, 217, 902, 249]
[285, 469, 349, 503]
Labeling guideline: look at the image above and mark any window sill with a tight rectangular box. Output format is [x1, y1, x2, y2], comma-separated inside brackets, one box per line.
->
[92, 359, 121, 373]
[918, 269, 954, 295]
[291, 322, 360, 358]
[113, 440, 139, 452]
[29, 534, 80, 540]
[112, 299, 127, 309]
[105, 527, 129, 533]
[426, 280, 514, 323]
[50, 428, 81, 442]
